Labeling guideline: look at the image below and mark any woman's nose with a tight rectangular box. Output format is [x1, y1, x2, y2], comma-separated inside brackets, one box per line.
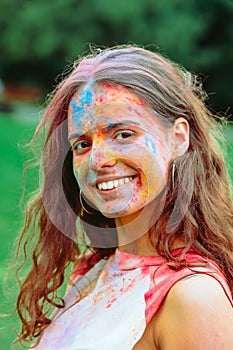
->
[89, 143, 117, 171]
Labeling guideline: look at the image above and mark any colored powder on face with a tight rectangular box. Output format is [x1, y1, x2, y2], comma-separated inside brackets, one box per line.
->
[69, 99, 84, 128]
[68, 81, 97, 128]
[106, 122, 116, 128]
[71, 82, 146, 114]
[144, 135, 157, 157]
[70, 89, 94, 114]
[68, 82, 148, 132]
[79, 89, 94, 110]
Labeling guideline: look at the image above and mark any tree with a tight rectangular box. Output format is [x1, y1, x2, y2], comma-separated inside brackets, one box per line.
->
[0, 0, 232, 114]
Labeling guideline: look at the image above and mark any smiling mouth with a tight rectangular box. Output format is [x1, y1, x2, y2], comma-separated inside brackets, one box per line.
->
[97, 176, 136, 191]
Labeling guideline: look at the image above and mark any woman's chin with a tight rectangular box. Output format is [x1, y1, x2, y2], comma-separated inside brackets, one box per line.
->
[99, 205, 144, 221]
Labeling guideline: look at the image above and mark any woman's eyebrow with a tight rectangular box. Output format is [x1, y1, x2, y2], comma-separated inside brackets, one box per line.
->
[103, 120, 140, 132]
[68, 121, 141, 142]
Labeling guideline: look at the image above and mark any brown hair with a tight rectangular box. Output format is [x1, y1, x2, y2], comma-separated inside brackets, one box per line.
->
[15, 45, 233, 345]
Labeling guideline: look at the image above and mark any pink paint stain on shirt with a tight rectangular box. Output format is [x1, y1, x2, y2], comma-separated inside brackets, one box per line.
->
[106, 297, 118, 308]
[33, 248, 233, 350]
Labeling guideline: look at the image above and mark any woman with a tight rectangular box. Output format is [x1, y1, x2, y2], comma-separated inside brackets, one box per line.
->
[16, 45, 233, 349]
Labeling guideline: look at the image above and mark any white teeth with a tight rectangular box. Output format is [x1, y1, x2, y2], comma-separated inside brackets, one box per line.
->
[97, 176, 134, 191]
[102, 182, 108, 190]
[119, 179, 125, 186]
[107, 181, 114, 190]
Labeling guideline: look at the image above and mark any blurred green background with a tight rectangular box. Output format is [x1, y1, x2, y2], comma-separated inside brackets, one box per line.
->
[1, 0, 233, 113]
[0, 0, 232, 348]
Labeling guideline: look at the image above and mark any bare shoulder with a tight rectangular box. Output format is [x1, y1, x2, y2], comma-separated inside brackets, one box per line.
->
[153, 274, 233, 350]
[168, 273, 232, 309]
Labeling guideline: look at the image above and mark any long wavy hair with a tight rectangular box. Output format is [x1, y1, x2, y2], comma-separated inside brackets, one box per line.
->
[15, 45, 233, 346]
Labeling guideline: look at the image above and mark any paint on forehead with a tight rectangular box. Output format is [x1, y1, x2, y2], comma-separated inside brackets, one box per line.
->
[68, 81, 147, 135]
[69, 81, 145, 114]
[68, 81, 95, 127]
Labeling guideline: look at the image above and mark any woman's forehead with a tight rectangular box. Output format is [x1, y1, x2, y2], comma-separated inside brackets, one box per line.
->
[67, 81, 163, 135]
[68, 81, 145, 115]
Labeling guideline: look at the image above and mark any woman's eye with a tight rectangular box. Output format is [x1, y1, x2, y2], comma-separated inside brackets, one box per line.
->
[73, 140, 91, 153]
[115, 131, 135, 140]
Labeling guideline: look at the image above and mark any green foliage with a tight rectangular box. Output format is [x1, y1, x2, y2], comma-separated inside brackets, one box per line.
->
[0, 0, 233, 113]
[0, 112, 37, 349]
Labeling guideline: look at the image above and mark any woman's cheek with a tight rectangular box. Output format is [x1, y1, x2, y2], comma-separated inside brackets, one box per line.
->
[73, 158, 82, 184]
[144, 135, 157, 157]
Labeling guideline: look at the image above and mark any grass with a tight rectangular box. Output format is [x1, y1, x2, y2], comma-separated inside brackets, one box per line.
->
[0, 106, 232, 349]
[0, 106, 39, 350]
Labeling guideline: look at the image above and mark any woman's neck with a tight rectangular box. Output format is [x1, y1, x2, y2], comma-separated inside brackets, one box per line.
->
[118, 233, 157, 256]
[115, 206, 158, 256]
[115, 206, 185, 256]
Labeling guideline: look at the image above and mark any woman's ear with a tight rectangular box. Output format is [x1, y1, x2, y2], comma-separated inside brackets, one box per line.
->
[172, 117, 190, 157]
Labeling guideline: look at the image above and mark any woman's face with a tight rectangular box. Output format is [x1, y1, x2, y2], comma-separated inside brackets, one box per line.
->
[68, 82, 175, 219]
